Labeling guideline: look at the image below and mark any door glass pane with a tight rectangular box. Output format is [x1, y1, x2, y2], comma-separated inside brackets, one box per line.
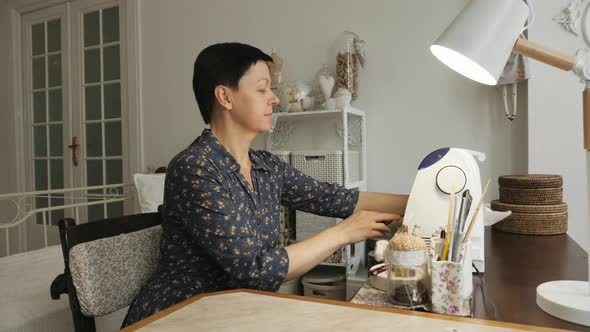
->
[50, 159, 64, 188]
[48, 89, 62, 122]
[35, 196, 48, 224]
[32, 23, 45, 56]
[102, 7, 119, 43]
[88, 204, 104, 222]
[49, 124, 63, 156]
[49, 158, 64, 225]
[106, 159, 122, 184]
[32, 57, 46, 89]
[33, 91, 46, 123]
[84, 11, 100, 47]
[105, 121, 121, 156]
[34, 159, 48, 190]
[103, 45, 120, 81]
[86, 159, 103, 187]
[36, 197, 48, 210]
[85, 85, 101, 120]
[107, 202, 123, 218]
[34, 125, 47, 157]
[48, 54, 61, 87]
[86, 123, 102, 157]
[104, 83, 120, 118]
[47, 19, 60, 52]
[84, 48, 101, 83]
[51, 207, 65, 226]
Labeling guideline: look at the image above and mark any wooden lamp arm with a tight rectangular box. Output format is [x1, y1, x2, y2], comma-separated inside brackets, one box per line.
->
[513, 37, 590, 150]
[513, 37, 575, 71]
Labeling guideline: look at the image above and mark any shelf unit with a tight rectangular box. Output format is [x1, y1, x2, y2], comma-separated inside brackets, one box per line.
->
[265, 106, 368, 300]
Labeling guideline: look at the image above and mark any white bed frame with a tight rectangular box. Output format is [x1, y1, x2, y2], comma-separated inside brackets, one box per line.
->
[0, 183, 135, 257]
[0, 183, 137, 332]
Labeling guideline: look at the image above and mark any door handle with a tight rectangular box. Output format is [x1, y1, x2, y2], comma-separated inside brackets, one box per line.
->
[68, 136, 80, 166]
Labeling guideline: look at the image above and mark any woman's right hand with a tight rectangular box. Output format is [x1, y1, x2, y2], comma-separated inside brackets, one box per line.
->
[332, 210, 401, 245]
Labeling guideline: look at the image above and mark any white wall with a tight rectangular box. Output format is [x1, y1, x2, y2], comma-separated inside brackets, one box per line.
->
[529, 2, 589, 252]
[0, 0, 530, 251]
[139, 0, 528, 202]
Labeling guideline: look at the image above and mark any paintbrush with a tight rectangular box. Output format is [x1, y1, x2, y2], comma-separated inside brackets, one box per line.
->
[462, 177, 492, 245]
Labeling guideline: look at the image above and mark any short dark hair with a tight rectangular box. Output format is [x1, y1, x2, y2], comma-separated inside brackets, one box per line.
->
[192, 43, 273, 124]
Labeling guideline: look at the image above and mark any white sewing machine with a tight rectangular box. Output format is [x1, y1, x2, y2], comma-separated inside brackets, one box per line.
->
[403, 147, 510, 272]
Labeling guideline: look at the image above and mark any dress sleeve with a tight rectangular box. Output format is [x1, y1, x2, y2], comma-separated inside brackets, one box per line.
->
[273, 154, 359, 219]
[168, 156, 289, 291]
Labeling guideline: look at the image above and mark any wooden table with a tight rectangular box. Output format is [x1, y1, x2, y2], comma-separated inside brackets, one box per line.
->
[122, 289, 571, 331]
[352, 227, 589, 331]
[476, 227, 589, 331]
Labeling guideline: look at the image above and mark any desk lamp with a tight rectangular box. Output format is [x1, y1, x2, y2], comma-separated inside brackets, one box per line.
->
[430, 0, 590, 326]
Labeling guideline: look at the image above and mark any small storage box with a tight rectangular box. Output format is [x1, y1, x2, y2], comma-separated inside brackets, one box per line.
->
[291, 150, 360, 186]
[302, 267, 346, 301]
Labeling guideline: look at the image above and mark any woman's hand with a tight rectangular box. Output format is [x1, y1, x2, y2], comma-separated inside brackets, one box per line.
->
[333, 210, 402, 245]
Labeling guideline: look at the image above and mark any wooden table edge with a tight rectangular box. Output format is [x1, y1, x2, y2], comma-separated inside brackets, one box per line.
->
[121, 288, 573, 332]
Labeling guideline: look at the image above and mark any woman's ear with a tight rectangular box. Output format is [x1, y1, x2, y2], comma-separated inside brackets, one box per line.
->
[214, 85, 233, 110]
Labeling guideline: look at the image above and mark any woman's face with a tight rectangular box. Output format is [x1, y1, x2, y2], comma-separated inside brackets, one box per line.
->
[230, 60, 279, 134]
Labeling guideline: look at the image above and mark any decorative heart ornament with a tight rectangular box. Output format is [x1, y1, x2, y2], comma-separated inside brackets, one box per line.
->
[319, 75, 335, 100]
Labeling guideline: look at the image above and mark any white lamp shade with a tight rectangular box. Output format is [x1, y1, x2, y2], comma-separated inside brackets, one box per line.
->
[430, 0, 529, 85]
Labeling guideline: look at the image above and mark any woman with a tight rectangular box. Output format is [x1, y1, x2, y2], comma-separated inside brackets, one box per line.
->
[122, 43, 408, 327]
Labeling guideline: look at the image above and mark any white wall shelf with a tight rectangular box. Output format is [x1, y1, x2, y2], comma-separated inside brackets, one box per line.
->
[265, 106, 368, 300]
[270, 107, 365, 131]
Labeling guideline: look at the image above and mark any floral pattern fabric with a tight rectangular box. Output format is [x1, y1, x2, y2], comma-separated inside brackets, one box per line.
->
[69, 225, 162, 316]
[431, 261, 471, 316]
[122, 129, 359, 327]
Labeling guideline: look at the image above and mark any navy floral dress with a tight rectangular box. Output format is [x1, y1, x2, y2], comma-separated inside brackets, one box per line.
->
[122, 129, 359, 327]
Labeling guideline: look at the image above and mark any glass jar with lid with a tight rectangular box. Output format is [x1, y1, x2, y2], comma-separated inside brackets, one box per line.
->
[384, 227, 431, 310]
[336, 31, 359, 99]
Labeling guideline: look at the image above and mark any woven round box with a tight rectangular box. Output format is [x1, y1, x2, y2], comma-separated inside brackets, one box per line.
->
[498, 174, 562, 189]
[492, 212, 568, 235]
[491, 200, 568, 214]
[499, 186, 563, 205]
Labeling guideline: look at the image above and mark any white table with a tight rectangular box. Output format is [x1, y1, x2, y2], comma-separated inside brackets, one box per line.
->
[122, 289, 566, 332]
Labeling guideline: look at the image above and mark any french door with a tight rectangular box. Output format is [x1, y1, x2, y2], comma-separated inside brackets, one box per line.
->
[21, 0, 129, 224]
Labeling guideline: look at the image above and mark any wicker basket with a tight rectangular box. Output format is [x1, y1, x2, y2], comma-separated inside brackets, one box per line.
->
[291, 150, 361, 186]
[499, 186, 563, 205]
[491, 200, 568, 214]
[492, 212, 568, 235]
[494, 174, 567, 235]
[498, 174, 562, 189]
[295, 210, 345, 263]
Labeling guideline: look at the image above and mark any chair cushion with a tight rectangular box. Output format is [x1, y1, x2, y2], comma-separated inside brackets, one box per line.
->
[134, 174, 165, 213]
[69, 225, 162, 316]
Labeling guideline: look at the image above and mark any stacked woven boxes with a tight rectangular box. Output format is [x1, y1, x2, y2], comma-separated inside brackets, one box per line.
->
[290, 150, 360, 264]
[274, 151, 296, 247]
[491, 175, 568, 235]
